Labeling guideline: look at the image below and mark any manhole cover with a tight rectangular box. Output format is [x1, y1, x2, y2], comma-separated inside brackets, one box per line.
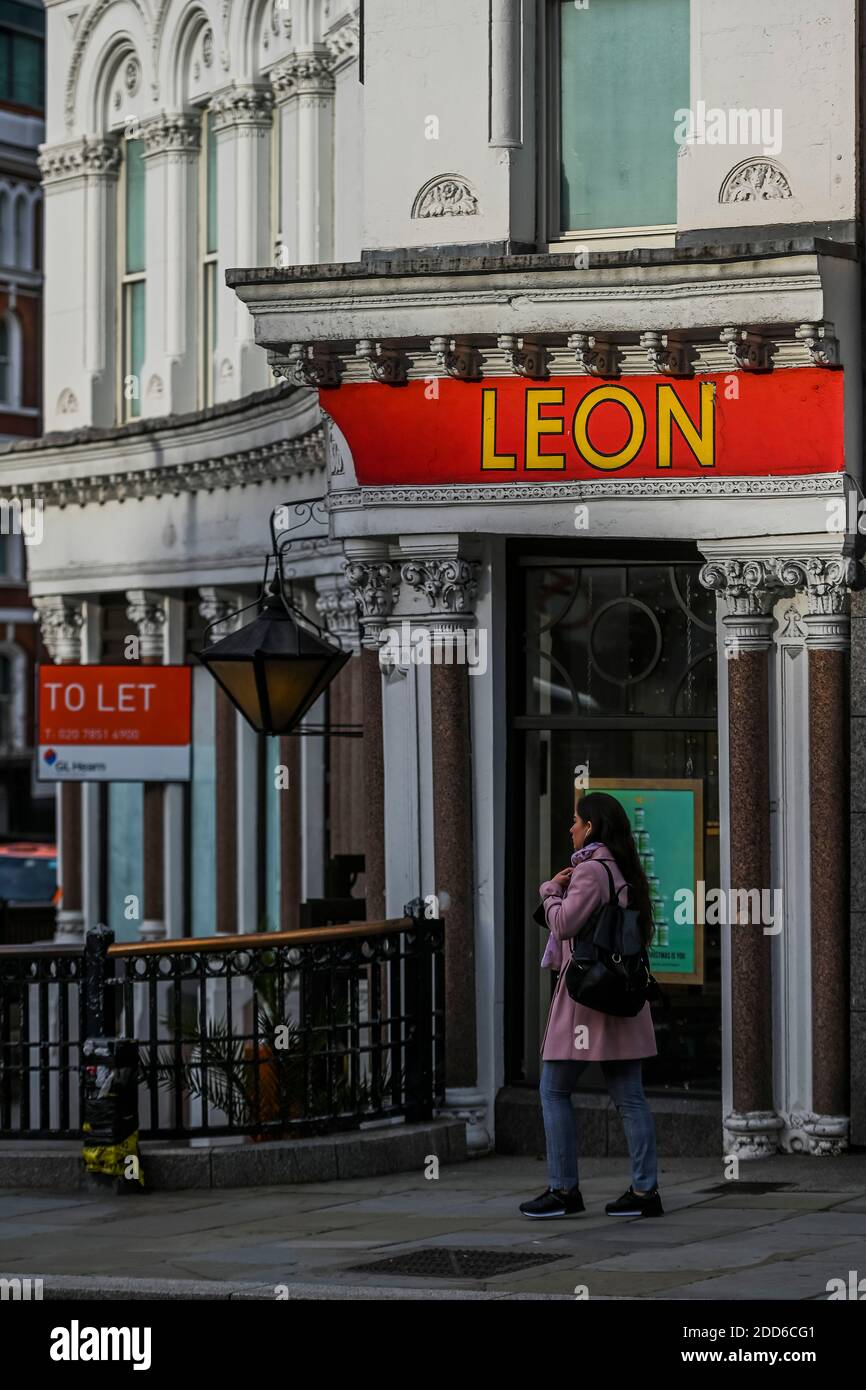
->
[698, 1182, 795, 1195]
[345, 1247, 564, 1280]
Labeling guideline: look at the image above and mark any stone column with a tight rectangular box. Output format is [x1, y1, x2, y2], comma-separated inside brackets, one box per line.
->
[777, 556, 855, 1154]
[32, 596, 86, 943]
[140, 114, 200, 415]
[37, 137, 121, 428]
[316, 572, 363, 869]
[344, 555, 399, 922]
[210, 86, 274, 398]
[126, 591, 167, 942]
[401, 549, 489, 1151]
[198, 588, 239, 935]
[699, 559, 784, 1157]
[270, 53, 335, 264]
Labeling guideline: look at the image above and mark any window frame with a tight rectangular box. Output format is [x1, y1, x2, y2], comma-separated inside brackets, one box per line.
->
[198, 108, 218, 410]
[117, 137, 146, 423]
[543, 0, 687, 250]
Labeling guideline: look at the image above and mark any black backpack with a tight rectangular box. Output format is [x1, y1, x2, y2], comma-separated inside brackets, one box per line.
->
[564, 859, 660, 1017]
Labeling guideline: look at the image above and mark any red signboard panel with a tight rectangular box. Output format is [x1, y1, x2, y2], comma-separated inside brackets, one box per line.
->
[38, 665, 191, 782]
[324, 369, 843, 485]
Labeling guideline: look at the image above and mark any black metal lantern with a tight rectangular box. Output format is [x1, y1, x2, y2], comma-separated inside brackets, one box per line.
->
[198, 501, 352, 737]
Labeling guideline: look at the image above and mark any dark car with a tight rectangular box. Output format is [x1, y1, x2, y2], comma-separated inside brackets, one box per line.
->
[0, 843, 58, 944]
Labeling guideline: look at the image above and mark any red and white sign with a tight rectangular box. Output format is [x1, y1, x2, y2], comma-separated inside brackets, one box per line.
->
[38, 665, 192, 782]
[324, 368, 844, 485]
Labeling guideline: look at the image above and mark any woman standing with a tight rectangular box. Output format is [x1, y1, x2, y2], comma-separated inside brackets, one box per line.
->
[519, 791, 663, 1220]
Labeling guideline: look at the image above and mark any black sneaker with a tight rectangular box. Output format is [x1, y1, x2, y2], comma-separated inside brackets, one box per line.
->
[519, 1185, 585, 1219]
[605, 1185, 664, 1218]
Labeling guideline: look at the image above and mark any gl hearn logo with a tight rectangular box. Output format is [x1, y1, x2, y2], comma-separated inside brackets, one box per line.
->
[43, 748, 57, 766]
[50, 1320, 152, 1371]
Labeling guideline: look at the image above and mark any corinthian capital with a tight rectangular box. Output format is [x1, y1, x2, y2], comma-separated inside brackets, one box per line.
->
[140, 113, 202, 158]
[38, 137, 121, 185]
[211, 85, 274, 131]
[401, 557, 478, 624]
[33, 595, 85, 662]
[698, 559, 783, 618]
[126, 590, 166, 660]
[773, 556, 856, 617]
[344, 561, 399, 645]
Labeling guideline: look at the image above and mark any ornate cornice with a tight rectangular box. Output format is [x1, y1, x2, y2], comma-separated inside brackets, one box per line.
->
[497, 335, 549, 379]
[125, 590, 166, 659]
[327, 473, 844, 510]
[0, 432, 326, 510]
[140, 113, 201, 157]
[211, 85, 274, 131]
[38, 137, 122, 185]
[640, 331, 692, 377]
[32, 595, 85, 662]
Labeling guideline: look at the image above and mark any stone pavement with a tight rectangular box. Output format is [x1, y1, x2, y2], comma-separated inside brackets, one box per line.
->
[2, 1152, 866, 1300]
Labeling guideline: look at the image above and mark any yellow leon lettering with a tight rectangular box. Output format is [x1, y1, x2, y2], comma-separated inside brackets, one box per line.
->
[657, 381, 716, 469]
[525, 388, 566, 470]
[480, 387, 517, 470]
[573, 385, 645, 471]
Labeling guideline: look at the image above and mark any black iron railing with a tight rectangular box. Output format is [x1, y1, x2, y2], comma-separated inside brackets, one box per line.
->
[0, 904, 445, 1141]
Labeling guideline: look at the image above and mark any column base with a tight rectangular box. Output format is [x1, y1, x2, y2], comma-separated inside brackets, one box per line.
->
[54, 909, 85, 945]
[139, 919, 166, 943]
[780, 1112, 850, 1156]
[439, 1087, 491, 1155]
[723, 1110, 784, 1158]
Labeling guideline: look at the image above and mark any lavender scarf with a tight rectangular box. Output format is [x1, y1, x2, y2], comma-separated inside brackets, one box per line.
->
[539, 840, 602, 971]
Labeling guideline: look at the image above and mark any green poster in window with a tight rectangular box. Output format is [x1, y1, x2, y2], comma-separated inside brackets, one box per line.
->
[583, 778, 704, 983]
[559, 0, 690, 232]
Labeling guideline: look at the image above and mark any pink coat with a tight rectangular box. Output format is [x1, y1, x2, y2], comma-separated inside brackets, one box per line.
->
[538, 842, 657, 1062]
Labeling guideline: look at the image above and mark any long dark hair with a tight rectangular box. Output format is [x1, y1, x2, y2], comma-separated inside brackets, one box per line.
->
[577, 792, 654, 947]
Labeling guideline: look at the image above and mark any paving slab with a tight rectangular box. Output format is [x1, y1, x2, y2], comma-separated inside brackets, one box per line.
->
[3, 1153, 866, 1299]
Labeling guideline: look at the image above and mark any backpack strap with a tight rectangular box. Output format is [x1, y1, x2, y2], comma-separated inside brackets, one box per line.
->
[592, 858, 629, 904]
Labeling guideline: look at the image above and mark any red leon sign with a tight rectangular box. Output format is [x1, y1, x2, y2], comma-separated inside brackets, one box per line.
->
[324, 368, 843, 485]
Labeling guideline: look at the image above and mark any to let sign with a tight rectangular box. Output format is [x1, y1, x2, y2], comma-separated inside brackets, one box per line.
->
[38, 665, 191, 782]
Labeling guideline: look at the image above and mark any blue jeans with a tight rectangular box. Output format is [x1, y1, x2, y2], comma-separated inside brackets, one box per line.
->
[540, 1059, 658, 1192]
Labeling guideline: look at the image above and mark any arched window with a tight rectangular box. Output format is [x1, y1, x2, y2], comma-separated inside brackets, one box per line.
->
[0, 189, 9, 264]
[0, 311, 21, 407]
[13, 195, 28, 268]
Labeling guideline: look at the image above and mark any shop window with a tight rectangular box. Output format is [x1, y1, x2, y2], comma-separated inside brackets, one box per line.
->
[553, 0, 689, 238]
[508, 549, 720, 1093]
[199, 109, 218, 408]
[119, 137, 146, 421]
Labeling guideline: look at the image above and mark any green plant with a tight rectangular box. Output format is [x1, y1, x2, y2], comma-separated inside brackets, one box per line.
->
[141, 966, 402, 1137]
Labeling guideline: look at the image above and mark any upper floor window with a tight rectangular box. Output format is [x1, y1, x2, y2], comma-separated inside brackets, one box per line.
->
[119, 138, 146, 421]
[0, 1, 45, 112]
[555, 0, 689, 238]
[0, 310, 20, 407]
[200, 109, 218, 409]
